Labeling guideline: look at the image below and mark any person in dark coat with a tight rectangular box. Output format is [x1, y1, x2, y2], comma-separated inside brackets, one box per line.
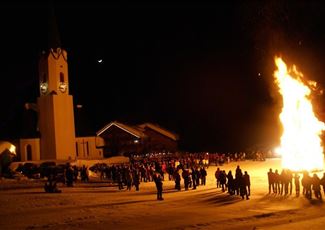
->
[227, 170, 234, 195]
[220, 170, 227, 192]
[215, 168, 221, 188]
[267, 168, 275, 194]
[44, 167, 61, 193]
[195, 168, 201, 187]
[302, 171, 312, 199]
[294, 173, 300, 196]
[116, 168, 124, 190]
[133, 169, 140, 191]
[153, 171, 164, 200]
[80, 165, 89, 182]
[239, 175, 249, 200]
[235, 167, 243, 195]
[243, 171, 251, 196]
[288, 170, 293, 195]
[65, 164, 74, 187]
[174, 170, 181, 191]
[167, 165, 174, 181]
[274, 169, 280, 194]
[182, 169, 190, 191]
[126, 171, 133, 191]
[191, 167, 197, 190]
[312, 173, 322, 200]
[320, 172, 325, 196]
[200, 167, 207, 186]
[73, 166, 79, 182]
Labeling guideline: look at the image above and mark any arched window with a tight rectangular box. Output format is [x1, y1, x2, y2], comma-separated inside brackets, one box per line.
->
[60, 72, 64, 82]
[26, 145, 32, 161]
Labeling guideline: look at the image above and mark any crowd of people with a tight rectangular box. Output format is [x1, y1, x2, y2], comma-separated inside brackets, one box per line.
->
[87, 154, 211, 200]
[40, 151, 325, 203]
[215, 165, 251, 200]
[43, 152, 253, 201]
[267, 168, 325, 200]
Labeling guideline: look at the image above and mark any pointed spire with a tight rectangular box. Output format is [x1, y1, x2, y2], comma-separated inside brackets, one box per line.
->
[48, 2, 62, 50]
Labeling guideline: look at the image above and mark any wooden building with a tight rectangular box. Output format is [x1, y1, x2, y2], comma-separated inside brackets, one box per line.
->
[96, 121, 178, 157]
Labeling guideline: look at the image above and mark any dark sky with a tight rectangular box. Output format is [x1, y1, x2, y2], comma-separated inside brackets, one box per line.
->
[1, 1, 325, 152]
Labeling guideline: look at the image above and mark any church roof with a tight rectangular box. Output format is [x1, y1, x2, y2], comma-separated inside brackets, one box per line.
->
[137, 123, 179, 141]
[96, 121, 146, 139]
[96, 121, 178, 141]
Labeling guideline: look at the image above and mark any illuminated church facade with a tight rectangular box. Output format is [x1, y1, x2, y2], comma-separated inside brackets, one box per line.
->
[17, 47, 105, 161]
[16, 46, 178, 162]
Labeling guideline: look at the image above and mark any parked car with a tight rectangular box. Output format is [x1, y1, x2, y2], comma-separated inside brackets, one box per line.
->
[16, 162, 40, 179]
[39, 161, 56, 178]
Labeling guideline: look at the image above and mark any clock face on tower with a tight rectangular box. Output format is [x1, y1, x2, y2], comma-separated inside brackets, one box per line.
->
[40, 82, 48, 94]
[59, 82, 68, 93]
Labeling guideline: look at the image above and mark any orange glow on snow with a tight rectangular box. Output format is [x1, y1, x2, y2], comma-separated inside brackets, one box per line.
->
[274, 57, 325, 171]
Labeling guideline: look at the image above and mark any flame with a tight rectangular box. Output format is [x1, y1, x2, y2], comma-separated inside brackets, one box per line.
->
[274, 57, 325, 171]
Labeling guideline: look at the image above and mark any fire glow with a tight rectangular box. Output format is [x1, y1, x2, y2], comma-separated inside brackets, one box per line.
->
[274, 57, 325, 171]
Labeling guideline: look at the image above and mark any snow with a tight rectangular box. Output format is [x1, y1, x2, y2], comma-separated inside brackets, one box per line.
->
[1, 158, 325, 230]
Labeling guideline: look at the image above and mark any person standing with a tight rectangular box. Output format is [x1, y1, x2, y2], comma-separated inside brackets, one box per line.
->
[294, 173, 300, 196]
[133, 169, 140, 191]
[126, 170, 133, 191]
[288, 170, 293, 195]
[235, 167, 243, 195]
[200, 167, 207, 186]
[174, 170, 181, 191]
[153, 171, 164, 200]
[239, 174, 249, 200]
[65, 163, 74, 187]
[182, 168, 190, 191]
[274, 169, 280, 194]
[191, 167, 197, 190]
[81, 165, 89, 182]
[227, 170, 234, 195]
[320, 172, 325, 196]
[195, 167, 201, 187]
[302, 171, 312, 199]
[220, 170, 227, 192]
[312, 173, 322, 200]
[215, 168, 221, 188]
[116, 167, 124, 190]
[244, 171, 251, 196]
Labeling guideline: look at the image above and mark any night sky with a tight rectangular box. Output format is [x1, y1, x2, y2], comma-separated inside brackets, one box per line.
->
[2, 1, 325, 152]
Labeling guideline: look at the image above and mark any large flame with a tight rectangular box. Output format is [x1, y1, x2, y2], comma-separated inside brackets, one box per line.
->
[274, 57, 325, 171]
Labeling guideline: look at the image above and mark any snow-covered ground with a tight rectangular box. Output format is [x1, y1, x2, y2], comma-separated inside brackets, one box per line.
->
[1, 158, 325, 230]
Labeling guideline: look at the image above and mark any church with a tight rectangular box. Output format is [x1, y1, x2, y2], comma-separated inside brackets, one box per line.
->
[15, 21, 178, 162]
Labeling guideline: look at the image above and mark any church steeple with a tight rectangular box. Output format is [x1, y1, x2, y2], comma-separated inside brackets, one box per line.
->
[47, 2, 61, 50]
[37, 2, 76, 160]
[39, 2, 69, 96]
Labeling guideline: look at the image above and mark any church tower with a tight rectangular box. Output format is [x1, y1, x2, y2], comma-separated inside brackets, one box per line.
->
[37, 9, 76, 160]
